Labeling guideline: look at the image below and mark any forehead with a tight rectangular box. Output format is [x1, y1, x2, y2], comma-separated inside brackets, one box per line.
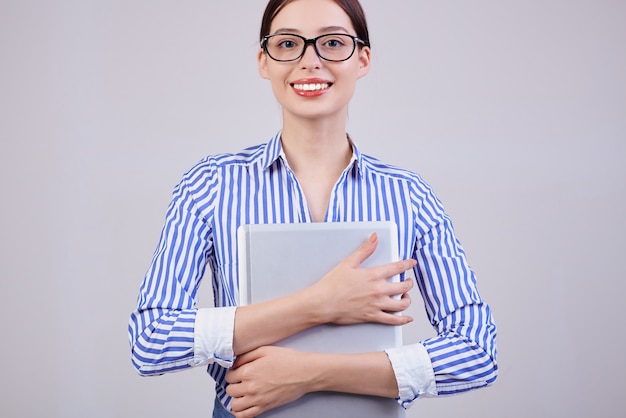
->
[270, 0, 355, 35]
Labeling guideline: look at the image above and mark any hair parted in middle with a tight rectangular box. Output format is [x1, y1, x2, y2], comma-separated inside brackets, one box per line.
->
[259, 0, 371, 48]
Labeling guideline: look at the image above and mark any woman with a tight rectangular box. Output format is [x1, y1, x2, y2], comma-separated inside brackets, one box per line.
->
[128, 0, 498, 417]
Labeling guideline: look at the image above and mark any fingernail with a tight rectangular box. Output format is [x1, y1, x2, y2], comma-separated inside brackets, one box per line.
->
[368, 233, 377, 243]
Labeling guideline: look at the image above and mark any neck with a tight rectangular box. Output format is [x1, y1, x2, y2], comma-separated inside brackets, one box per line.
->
[280, 116, 352, 176]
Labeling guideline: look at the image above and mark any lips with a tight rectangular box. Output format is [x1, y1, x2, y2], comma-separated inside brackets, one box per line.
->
[290, 78, 333, 97]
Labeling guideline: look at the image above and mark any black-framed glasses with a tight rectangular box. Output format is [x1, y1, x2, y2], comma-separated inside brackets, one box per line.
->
[261, 33, 366, 62]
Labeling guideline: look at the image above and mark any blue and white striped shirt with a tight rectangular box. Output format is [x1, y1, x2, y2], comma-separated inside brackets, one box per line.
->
[128, 131, 498, 409]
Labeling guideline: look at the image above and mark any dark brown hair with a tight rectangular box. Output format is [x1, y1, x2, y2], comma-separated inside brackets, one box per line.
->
[259, 0, 370, 47]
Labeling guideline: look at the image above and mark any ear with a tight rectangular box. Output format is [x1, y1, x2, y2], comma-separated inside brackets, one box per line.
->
[258, 49, 270, 80]
[356, 46, 371, 79]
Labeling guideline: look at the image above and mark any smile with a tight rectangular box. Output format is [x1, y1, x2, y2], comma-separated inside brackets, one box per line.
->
[291, 83, 332, 91]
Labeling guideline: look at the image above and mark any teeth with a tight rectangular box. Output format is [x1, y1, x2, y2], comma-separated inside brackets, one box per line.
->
[293, 83, 329, 91]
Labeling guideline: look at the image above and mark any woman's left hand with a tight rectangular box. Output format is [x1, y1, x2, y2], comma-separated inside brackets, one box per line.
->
[225, 346, 313, 418]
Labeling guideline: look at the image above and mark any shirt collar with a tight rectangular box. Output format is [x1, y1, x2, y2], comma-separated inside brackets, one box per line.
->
[262, 130, 365, 178]
[347, 134, 365, 178]
[261, 131, 284, 171]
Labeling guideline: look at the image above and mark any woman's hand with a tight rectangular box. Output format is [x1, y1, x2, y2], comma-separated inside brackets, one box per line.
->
[226, 346, 312, 418]
[231, 233, 415, 358]
[310, 232, 416, 326]
[225, 345, 402, 417]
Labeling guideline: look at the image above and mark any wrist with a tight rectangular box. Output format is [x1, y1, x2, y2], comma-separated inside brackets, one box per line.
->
[297, 351, 328, 393]
[297, 283, 333, 325]
[304, 352, 399, 398]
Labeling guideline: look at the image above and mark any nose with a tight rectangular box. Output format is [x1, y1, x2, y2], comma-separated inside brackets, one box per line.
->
[300, 42, 322, 69]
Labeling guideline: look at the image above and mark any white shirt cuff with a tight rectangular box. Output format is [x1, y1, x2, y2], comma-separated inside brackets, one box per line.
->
[192, 306, 237, 368]
[385, 342, 438, 408]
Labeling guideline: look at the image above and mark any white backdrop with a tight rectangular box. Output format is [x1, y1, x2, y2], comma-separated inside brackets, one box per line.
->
[1, 1, 625, 417]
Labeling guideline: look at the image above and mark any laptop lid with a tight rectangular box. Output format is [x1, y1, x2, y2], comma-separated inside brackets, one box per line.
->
[237, 221, 405, 418]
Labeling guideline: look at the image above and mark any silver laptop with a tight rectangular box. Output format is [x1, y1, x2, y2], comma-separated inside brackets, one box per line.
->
[237, 221, 406, 418]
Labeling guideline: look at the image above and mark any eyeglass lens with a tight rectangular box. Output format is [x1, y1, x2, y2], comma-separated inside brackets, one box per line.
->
[265, 34, 357, 62]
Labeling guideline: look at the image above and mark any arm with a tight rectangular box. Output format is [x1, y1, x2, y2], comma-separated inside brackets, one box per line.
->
[410, 220, 498, 395]
[128, 178, 234, 375]
[128, 180, 415, 374]
[232, 232, 415, 355]
[385, 185, 498, 407]
[227, 183, 498, 414]
[226, 347, 399, 418]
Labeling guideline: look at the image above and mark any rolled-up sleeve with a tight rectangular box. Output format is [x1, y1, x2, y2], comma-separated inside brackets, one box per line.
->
[385, 343, 437, 408]
[128, 174, 230, 375]
[388, 177, 498, 406]
[193, 306, 237, 368]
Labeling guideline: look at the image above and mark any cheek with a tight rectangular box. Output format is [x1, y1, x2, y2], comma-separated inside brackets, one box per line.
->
[339, 68, 360, 93]
[268, 77, 291, 106]
[267, 66, 293, 88]
[270, 75, 288, 92]
[264, 64, 289, 86]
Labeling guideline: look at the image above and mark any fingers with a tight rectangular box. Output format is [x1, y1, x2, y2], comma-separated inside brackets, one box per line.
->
[378, 311, 413, 325]
[317, 234, 417, 326]
[231, 406, 261, 418]
[228, 387, 264, 418]
[343, 234, 416, 280]
[401, 289, 412, 304]
[226, 347, 306, 417]
[342, 232, 379, 268]
[393, 291, 412, 313]
[372, 258, 417, 283]
[369, 259, 416, 296]
[388, 279, 413, 302]
[377, 280, 414, 324]
[372, 293, 413, 325]
[231, 347, 264, 369]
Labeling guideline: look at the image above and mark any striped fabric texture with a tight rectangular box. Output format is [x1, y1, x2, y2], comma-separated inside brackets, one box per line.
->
[128, 131, 497, 409]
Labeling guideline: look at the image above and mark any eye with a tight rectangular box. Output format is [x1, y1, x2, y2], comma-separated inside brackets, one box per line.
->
[323, 37, 346, 48]
[278, 39, 297, 49]
[317, 34, 353, 51]
[271, 35, 301, 50]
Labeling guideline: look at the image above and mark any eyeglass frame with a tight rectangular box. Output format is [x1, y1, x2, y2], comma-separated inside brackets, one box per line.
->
[261, 33, 368, 62]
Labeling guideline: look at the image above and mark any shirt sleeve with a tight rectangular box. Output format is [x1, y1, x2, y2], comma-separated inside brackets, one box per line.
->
[385, 343, 437, 408]
[128, 174, 236, 375]
[390, 181, 498, 406]
[193, 306, 237, 367]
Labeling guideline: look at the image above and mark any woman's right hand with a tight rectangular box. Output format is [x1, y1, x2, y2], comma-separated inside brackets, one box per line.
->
[309, 232, 416, 326]
[233, 234, 415, 356]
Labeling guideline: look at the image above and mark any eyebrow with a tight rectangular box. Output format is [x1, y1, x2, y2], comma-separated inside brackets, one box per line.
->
[272, 26, 352, 35]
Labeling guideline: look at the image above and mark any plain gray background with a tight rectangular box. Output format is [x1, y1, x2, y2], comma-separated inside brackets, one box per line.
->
[1, 1, 625, 417]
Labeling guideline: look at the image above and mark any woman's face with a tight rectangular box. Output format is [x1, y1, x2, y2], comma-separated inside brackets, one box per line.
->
[258, 0, 370, 122]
